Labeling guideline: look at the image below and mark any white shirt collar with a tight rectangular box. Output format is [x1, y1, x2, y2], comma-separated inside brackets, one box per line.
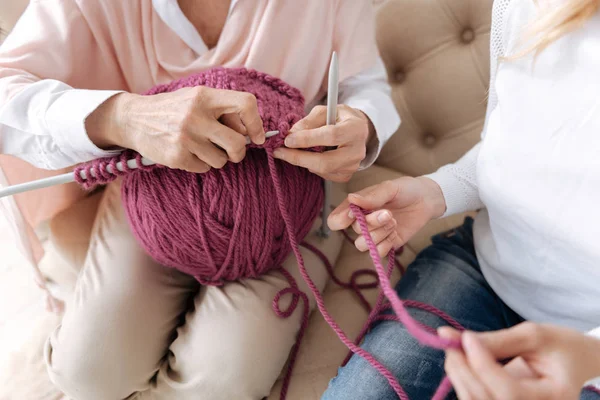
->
[152, 0, 238, 55]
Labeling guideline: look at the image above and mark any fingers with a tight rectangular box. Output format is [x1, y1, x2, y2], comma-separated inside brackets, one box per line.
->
[290, 105, 327, 132]
[220, 113, 246, 134]
[445, 348, 492, 399]
[354, 219, 396, 251]
[438, 328, 496, 400]
[179, 154, 211, 174]
[350, 209, 393, 235]
[504, 357, 537, 379]
[474, 323, 546, 360]
[206, 123, 247, 163]
[285, 125, 346, 148]
[272, 147, 340, 175]
[327, 180, 399, 231]
[461, 331, 523, 399]
[186, 139, 228, 169]
[286, 104, 368, 149]
[348, 180, 400, 211]
[209, 89, 265, 144]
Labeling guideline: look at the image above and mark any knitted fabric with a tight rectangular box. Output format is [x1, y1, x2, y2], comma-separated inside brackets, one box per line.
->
[76, 68, 323, 284]
[75, 68, 462, 399]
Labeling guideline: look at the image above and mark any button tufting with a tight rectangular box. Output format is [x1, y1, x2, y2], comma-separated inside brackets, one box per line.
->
[423, 134, 436, 147]
[461, 28, 475, 43]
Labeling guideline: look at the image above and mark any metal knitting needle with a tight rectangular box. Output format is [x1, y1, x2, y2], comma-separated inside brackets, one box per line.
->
[318, 51, 339, 238]
[0, 130, 280, 199]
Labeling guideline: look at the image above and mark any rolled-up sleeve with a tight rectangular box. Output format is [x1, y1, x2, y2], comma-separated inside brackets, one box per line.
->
[339, 58, 400, 169]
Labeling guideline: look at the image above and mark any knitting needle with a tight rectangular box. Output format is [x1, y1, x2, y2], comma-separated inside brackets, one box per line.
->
[0, 130, 280, 199]
[318, 51, 339, 238]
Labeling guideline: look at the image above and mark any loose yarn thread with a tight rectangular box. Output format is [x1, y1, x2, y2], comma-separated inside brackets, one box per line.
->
[74, 68, 466, 399]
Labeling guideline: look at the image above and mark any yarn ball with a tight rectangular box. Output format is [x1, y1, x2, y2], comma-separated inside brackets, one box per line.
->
[121, 68, 324, 285]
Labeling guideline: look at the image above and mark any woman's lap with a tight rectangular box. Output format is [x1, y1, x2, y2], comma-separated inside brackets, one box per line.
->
[46, 180, 346, 400]
[323, 217, 600, 399]
[322, 218, 526, 400]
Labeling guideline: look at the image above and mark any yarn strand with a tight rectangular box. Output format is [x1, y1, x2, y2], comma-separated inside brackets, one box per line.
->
[266, 149, 409, 400]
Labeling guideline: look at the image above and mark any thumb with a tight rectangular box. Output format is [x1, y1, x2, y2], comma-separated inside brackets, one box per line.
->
[347, 180, 399, 211]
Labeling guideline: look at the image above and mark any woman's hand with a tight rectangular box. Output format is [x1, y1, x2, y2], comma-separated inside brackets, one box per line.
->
[87, 87, 265, 173]
[272, 105, 372, 182]
[439, 323, 600, 400]
[327, 176, 446, 256]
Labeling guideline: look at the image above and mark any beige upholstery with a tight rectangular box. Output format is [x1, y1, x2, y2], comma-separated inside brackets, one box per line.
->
[1, 0, 492, 398]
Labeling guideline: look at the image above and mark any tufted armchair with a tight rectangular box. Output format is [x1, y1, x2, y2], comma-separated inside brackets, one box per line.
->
[268, 0, 492, 397]
[0, 0, 492, 399]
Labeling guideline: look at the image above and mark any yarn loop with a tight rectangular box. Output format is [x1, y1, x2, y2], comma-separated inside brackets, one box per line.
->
[76, 68, 464, 400]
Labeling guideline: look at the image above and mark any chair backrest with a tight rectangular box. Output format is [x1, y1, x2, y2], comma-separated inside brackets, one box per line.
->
[375, 0, 493, 176]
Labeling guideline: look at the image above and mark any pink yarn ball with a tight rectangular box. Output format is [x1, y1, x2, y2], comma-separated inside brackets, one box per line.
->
[120, 68, 324, 285]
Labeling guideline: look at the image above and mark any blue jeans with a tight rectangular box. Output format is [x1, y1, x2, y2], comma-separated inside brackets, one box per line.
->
[322, 218, 599, 400]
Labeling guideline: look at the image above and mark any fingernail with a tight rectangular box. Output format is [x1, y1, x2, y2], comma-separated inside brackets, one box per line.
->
[273, 149, 283, 159]
[377, 211, 391, 224]
[348, 210, 355, 219]
[284, 136, 295, 147]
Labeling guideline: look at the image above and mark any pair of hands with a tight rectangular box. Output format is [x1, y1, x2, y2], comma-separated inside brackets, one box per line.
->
[88, 86, 371, 181]
[439, 324, 600, 400]
[328, 178, 600, 400]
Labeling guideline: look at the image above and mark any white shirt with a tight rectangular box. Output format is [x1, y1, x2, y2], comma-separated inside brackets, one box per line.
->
[429, 0, 600, 337]
[0, 0, 399, 170]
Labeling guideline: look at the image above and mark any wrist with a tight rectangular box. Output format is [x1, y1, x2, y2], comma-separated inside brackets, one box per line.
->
[86, 92, 135, 150]
[584, 336, 600, 380]
[417, 176, 447, 219]
[357, 110, 376, 144]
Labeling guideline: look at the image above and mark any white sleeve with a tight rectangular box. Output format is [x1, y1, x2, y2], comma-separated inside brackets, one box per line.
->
[421, 0, 511, 218]
[0, 79, 123, 169]
[338, 57, 400, 169]
[0, 1, 125, 170]
[425, 143, 484, 217]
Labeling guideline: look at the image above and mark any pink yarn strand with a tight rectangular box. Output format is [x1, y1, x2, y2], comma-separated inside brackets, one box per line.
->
[349, 204, 461, 351]
[266, 149, 408, 400]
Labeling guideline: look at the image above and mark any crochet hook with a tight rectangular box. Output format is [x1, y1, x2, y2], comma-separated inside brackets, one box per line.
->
[0, 130, 280, 199]
[318, 51, 339, 238]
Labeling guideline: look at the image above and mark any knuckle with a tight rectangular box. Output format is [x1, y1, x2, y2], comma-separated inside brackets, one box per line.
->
[229, 146, 246, 163]
[192, 86, 208, 105]
[197, 162, 210, 173]
[178, 114, 195, 133]
[520, 322, 542, 345]
[313, 105, 327, 116]
[386, 232, 397, 245]
[216, 156, 228, 169]
[169, 148, 187, 165]
[242, 93, 258, 109]
[339, 174, 352, 183]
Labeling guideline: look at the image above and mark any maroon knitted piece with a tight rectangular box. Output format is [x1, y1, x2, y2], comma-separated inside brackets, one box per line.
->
[76, 68, 322, 284]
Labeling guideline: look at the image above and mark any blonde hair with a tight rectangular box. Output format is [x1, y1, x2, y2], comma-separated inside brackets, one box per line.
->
[519, 0, 600, 57]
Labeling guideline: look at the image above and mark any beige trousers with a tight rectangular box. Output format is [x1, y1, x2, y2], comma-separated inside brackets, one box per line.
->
[44, 180, 344, 400]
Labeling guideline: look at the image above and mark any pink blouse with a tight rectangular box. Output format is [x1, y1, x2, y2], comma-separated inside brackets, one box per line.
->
[0, 0, 399, 308]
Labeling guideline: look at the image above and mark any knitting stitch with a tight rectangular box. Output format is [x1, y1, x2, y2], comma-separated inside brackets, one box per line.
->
[76, 68, 462, 399]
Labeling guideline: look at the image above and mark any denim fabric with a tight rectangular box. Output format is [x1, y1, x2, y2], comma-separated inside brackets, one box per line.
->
[322, 218, 599, 400]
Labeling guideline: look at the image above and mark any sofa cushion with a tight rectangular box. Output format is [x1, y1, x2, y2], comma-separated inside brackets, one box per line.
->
[376, 0, 491, 177]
